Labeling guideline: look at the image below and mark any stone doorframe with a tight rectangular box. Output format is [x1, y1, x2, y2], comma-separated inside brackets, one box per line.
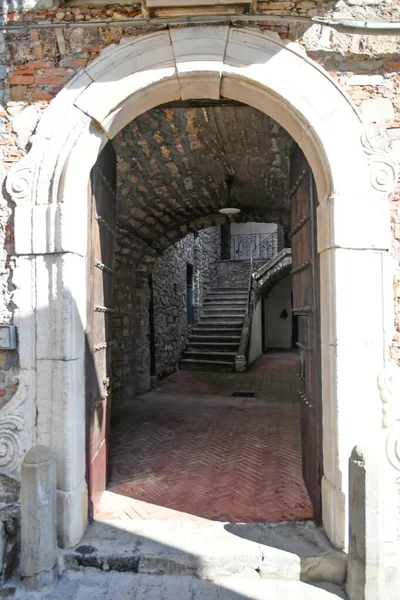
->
[5, 25, 397, 549]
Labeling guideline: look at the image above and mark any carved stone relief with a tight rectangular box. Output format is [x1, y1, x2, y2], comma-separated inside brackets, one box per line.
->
[0, 373, 30, 479]
[378, 364, 400, 472]
[361, 131, 399, 197]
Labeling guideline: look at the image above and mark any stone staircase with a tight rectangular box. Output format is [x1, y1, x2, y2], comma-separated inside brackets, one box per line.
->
[179, 287, 248, 372]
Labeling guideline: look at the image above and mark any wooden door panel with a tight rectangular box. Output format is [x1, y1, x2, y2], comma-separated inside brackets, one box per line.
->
[93, 270, 114, 308]
[290, 147, 322, 522]
[86, 142, 116, 520]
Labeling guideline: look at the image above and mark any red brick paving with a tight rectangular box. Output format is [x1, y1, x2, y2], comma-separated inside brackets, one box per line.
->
[96, 352, 313, 523]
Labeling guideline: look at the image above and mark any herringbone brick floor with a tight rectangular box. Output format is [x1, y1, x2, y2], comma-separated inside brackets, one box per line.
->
[96, 352, 313, 523]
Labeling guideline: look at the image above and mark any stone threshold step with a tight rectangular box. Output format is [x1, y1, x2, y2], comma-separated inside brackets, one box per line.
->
[63, 520, 346, 587]
[34, 571, 347, 600]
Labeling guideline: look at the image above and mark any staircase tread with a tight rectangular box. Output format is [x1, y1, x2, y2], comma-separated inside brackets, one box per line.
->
[180, 358, 234, 365]
[184, 351, 237, 357]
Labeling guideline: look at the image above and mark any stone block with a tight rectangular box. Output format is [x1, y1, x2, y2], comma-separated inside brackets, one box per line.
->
[346, 446, 385, 600]
[170, 25, 229, 100]
[35, 253, 86, 361]
[21, 446, 57, 578]
[9, 104, 39, 149]
[347, 75, 384, 86]
[361, 98, 395, 123]
[0, 521, 5, 575]
[56, 480, 88, 549]
[36, 358, 85, 492]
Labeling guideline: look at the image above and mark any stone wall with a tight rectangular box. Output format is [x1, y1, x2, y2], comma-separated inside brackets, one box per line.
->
[152, 227, 220, 379]
[218, 259, 266, 289]
[112, 227, 220, 407]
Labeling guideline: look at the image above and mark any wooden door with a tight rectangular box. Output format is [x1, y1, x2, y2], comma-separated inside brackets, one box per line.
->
[290, 146, 322, 521]
[86, 142, 116, 520]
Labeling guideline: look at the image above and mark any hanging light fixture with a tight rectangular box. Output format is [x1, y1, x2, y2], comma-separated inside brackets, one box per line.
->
[219, 174, 241, 215]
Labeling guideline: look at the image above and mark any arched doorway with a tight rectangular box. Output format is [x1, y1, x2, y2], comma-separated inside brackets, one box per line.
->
[7, 26, 392, 550]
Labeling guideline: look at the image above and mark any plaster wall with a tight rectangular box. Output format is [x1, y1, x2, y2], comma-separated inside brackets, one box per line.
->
[248, 296, 263, 366]
[264, 275, 293, 350]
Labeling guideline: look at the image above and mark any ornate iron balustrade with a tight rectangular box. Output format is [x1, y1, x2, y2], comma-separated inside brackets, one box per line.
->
[221, 229, 289, 261]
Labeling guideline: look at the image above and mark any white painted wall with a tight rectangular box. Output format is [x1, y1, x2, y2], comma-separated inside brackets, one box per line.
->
[264, 275, 292, 349]
[230, 222, 277, 235]
[248, 296, 263, 365]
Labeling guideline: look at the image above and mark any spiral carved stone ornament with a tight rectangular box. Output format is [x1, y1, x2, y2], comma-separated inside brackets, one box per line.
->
[0, 375, 28, 477]
[5, 135, 44, 206]
[361, 131, 398, 196]
[0, 414, 23, 474]
[378, 365, 400, 472]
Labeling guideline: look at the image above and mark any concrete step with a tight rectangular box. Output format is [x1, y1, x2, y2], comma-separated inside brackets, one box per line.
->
[180, 359, 234, 372]
[208, 289, 248, 296]
[204, 298, 248, 305]
[199, 318, 245, 325]
[182, 350, 238, 361]
[64, 520, 347, 588]
[202, 307, 246, 315]
[192, 324, 243, 330]
[201, 313, 246, 321]
[188, 342, 240, 351]
[189, 334, 241, 342]
[189, 325, 242, 342]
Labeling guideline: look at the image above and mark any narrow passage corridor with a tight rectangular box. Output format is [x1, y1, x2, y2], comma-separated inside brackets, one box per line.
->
[97, 352, 313, 523]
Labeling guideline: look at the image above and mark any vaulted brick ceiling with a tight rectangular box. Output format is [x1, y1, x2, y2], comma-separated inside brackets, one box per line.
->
[113, 104, 293, 256]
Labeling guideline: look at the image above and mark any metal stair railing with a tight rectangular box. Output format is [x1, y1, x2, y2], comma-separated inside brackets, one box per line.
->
[234, 229, 291, 372]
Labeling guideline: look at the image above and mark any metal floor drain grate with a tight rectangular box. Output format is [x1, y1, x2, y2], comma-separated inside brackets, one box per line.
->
[231, 391, 257, 398]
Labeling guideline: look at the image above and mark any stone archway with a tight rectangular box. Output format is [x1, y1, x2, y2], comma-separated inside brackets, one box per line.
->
[6, 25, 396, 549]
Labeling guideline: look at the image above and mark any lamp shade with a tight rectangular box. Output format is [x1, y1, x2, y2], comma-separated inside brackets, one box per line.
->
[218, 207, 241, 215]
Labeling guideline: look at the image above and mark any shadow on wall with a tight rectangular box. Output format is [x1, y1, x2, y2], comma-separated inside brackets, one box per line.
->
[264, 275, 293, 351]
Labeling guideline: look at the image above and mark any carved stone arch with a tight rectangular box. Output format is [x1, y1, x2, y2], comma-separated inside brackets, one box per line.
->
[4, 25, 398, 549]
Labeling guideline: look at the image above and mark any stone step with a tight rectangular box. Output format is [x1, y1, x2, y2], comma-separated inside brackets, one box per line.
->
[202, 307, 246, 314]
[191, 327, 242, 335]
[64, 520, 347, 587]
[180, 359, 234, 372]
[206, 297, 248, 305]
[189, 334, 241, 341]
[207, 288, 248, 294]
[188, 342, 240, 351]
[43, 571, 348, 600]
[182, 350, 238, 361]
[204, 297, 248, 303]
[199, 318, 245, 325]
[201, 313, 246, 321]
